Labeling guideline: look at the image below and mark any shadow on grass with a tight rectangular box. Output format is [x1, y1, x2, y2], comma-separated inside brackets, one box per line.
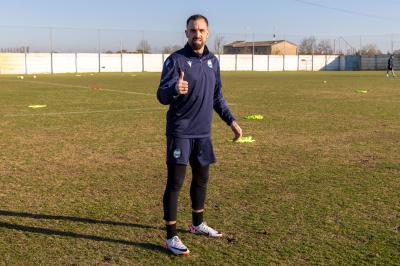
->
[0, 220, 168, 254]
[0, 210, 162, 230]
[0, 210, 188, 255]
[0, 210, 187, 234]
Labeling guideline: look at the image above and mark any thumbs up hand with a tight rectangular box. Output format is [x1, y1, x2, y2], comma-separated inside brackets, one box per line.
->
[176, 71, 189, 95]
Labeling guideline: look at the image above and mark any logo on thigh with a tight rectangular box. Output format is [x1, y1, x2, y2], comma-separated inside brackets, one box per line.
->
[173, 148, 182, 159]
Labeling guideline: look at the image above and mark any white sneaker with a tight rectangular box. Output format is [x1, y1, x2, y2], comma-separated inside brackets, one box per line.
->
[386, 74, 389, 77]
[164, 236, 190, 256]
[189, 222, 222, 237]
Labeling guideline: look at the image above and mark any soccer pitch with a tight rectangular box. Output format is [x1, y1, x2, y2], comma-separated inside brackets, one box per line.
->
[0, 71, 399, 265]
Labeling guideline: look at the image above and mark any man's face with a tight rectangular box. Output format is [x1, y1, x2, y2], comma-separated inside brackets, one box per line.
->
[186, 18, 209, 51]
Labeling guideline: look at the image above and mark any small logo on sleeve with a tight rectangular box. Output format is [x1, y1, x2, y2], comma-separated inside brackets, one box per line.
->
[207, 60, 213, 68]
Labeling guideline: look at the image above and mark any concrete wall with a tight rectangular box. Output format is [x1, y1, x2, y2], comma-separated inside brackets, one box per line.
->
[0, 53, 25, 74]
[0, 53, 397, 74]
[26, 53, 51, 74]
[284, 55, 299, 71]
[53, 53, 76, 73]
[269, 55, 284, 71]
[219, 55, 236, 71]
[77, 53, 99, 73]
[122, 54, 143, 72]
[236, 55, 252, 71]
[253, 55, 269, 71]
[100, 54, 122, 72]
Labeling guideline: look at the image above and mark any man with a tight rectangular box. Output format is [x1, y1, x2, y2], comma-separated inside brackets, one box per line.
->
[387, 54, 396, 77]
[157, 14, 242, 256]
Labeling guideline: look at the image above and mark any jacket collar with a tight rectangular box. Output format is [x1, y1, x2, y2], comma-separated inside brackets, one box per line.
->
[184, 43, 210, 58]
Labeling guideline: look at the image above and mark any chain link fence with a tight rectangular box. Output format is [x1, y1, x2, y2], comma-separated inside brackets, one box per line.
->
[1, 26, 399, 55]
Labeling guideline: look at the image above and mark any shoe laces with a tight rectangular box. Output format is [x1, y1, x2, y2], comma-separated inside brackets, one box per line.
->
[171, 236, 186, 249]
[199, 222, 218, 234]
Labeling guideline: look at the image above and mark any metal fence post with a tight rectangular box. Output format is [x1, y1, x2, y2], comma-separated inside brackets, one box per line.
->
[297, 54, 300, 71]
[252, 34, 254, 71]
[97, 29, 101, 73]
[235, 54, 237, 71]
[141, 30, 145, 72]
[312, 54, 314, 71]
[120, 40, 123, 73]
[283, 55, 285, 71]
[75, 52, 78, 73]
[49, 28, 54, 74]
[24, 45, 28, 75]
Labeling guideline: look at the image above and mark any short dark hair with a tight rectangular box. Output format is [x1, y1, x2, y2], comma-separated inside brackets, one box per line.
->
[186, 14, 209, 27]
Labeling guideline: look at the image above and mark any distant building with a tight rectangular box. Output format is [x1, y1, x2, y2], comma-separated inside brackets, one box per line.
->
[223, 40, 298, 55]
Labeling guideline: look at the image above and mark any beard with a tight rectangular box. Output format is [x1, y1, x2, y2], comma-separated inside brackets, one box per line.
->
[189, 38, 205, 50]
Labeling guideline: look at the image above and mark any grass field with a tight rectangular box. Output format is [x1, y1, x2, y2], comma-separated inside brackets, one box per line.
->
[0, 71, 399, 265]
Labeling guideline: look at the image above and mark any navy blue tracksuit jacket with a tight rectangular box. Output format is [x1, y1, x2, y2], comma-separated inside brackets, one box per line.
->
[388, 56, 394, 69]
[157, 43, 235, 138]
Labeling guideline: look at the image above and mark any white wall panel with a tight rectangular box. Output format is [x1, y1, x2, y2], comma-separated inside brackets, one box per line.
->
[0, 53, 25, 74]
[1, 53, 393, 74]
[219, 55, 236, 71]
[143, 54, 163, 72]
[269, 55, 284, 71]
[122, 54, 143, 72]
[253, 55, 268, 71]
[100, 54, 122, 72]
[236, 55, 252, 71]
[284, 55, 298, 71]
[298, 55, 313, 71]
[76, 53, 99, 73]
[312, 55, 326, 71]
[26, 53, 51, 74]
[53, 53, 76, 73]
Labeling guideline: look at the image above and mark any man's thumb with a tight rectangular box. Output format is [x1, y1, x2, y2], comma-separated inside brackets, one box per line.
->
[179, 71, 184, 80]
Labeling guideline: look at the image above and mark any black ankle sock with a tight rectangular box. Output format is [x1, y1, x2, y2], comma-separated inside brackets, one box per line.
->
[166, 224, 177, 239]
[192, 211, 204, 226]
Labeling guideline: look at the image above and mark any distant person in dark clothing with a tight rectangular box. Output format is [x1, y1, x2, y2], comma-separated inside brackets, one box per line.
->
[387, 54, 396, 77]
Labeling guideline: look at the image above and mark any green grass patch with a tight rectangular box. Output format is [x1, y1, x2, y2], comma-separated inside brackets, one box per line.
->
[0, 71, 399, 265]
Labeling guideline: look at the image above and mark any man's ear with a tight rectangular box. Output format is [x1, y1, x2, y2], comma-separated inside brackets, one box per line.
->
[185, 30, 188, 38]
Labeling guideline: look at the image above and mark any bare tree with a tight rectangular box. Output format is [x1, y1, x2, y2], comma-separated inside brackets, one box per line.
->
[213, 35, 225, 55]
[161, 45, 181, 54]
[359, 44, 382, 55]
[316, 39, 333, 54]
[137, 40, 151, 53]
[299, 36, 317, 54]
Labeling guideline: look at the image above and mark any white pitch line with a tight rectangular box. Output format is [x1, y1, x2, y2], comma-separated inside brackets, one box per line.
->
[97, 88, 154, 96]
[3, 107, 165, 118]
[0, 79, 154, 96]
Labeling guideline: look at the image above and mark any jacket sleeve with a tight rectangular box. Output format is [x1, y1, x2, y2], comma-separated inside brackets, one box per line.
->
[157, 56, 179, 105]
[213, 62, 235, 125]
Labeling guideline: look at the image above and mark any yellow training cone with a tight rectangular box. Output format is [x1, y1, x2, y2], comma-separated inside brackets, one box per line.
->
[244, 114, 264, 120]
[230, 136, 255, 143]
[28, 105, 47, 109]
